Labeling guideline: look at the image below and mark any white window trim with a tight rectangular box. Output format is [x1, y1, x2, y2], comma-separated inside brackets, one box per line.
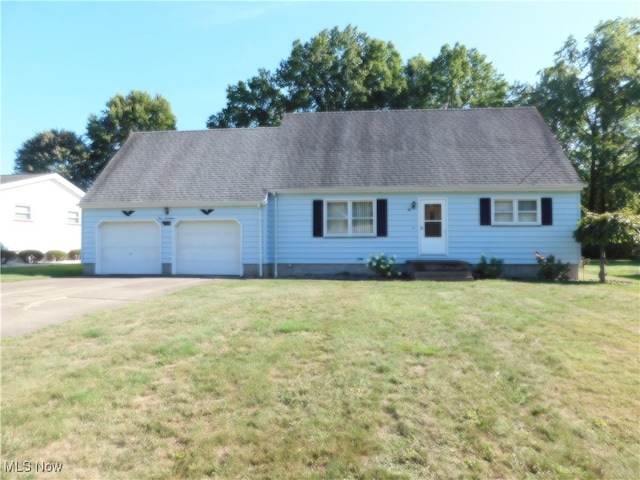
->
[14, 204, 32, 221]
[324, 199, 377, 237]
[67, 210, 80, 224]
[492, 198, 541, 226]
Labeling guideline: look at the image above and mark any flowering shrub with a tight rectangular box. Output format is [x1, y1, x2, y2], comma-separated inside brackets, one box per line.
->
[367, 253, 401, 277]
[535, 251, 570, 281]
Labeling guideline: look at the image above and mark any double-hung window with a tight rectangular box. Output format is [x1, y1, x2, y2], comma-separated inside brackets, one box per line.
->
[15, 205, 31, 221]
[325, 200, 375, 236]
[67, 211, 80, 224]
[492, 199, 540, 225]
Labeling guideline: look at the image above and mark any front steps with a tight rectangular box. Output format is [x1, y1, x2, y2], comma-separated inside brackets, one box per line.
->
[406, 260, 474, 281]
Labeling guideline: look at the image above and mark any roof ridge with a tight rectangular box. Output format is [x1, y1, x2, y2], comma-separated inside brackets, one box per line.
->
[282, 106, 537, 118]
[130, 125, 282, 135]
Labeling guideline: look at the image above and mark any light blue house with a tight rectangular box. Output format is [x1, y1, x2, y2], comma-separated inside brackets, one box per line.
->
[79, 108, 585, 278]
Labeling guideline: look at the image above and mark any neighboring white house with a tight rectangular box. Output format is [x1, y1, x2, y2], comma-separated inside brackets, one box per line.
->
[80, 108, 585, 279]
[0, 173, 84, 254]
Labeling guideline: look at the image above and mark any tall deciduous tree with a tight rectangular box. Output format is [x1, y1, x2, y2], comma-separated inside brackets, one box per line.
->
[277, 26, 406, 112]
[530, 18, 640, 213]
[207, 69, 286, 128]
[405, 43, 509, 108]
[87, 90, 177, 180]
[14, 129, 90, 189]
[207, 26, 512, 129]
[208, 26, 407, 128]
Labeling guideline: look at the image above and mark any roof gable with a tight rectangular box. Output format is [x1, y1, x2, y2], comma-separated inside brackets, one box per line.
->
[1, 173, 85, 199]
[81, 107, 584, 207]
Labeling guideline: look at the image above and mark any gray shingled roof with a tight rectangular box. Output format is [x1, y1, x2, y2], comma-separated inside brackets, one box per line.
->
[81, 107, 584, 207]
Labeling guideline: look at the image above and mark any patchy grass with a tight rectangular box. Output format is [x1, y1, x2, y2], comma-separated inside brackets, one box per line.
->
[577, 259, 640, 283]
[0, 263, 82, 282]
[1, 278, 638, 479]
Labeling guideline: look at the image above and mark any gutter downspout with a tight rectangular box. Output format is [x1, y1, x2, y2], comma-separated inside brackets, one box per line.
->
[274, 192, 278, 279]
[257, 202, 263, 278]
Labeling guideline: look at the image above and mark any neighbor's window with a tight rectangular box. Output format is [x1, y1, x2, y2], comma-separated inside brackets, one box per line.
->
[67, 211, 80, 224]
[15, 205, 31, 221]
[493, 199, 539, 225]
[326, 200, 375, 236]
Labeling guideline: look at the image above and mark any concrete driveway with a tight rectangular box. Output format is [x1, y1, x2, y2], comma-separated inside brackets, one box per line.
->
[1, 277, 213, 338]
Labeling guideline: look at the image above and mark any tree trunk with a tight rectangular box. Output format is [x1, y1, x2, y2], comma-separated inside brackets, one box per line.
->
[599, 245, 607, 283]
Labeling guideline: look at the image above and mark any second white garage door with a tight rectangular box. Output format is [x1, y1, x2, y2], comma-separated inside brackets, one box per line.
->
[175, 220, 242, 276]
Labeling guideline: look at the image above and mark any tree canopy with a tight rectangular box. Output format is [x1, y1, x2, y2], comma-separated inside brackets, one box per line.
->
[527, 18, 640, 213]
[207, 26, 510, 128]
[87, 90, 177, 179]
[278, 26, 406, 112]
[14, 129, 90, 189]
[13, 91, 177, 190]
[404, 43, 509, 109]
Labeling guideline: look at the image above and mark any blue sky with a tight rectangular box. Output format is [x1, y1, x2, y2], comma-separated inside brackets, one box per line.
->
[1, 0, 637, 175]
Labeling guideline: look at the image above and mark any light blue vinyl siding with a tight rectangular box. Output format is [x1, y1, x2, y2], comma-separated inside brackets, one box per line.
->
[82, 206, 264, 266]
[82, 191, 581, 274]
[273, 191, 582, 266]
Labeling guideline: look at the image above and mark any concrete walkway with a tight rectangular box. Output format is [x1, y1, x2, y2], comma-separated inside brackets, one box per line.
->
[1, 277, 212, 337]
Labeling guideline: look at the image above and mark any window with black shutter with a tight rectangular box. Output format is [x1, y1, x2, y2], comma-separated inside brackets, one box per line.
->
[312, 199, 388, 237]
[480, 197, 552, 226]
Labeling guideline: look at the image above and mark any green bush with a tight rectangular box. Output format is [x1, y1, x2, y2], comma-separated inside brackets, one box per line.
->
[1, 249, 18, 264]
[535, 252, 570, 281]
[367, 253, 401, 277]
[68, 249, 81, 260]
[18, 250, 45, 264]
[473, 254, 504, 279]
[45, 250, 67, 262]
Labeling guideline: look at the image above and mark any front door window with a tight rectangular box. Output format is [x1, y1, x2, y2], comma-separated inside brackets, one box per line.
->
[424, 204, 442, 237]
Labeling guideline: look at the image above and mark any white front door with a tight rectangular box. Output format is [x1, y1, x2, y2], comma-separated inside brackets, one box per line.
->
[419, 198, 447, 255]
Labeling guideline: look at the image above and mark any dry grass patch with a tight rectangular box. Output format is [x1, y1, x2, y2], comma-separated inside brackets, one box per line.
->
[1, 271, 638, 479]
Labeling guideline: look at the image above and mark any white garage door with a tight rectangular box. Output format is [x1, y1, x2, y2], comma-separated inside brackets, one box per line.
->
[175, 220, 242, 276]
[98, 222, 161, 274]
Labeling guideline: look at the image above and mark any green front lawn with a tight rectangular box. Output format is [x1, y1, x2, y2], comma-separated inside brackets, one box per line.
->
[1, 274, 638, 478]
[0, 263, 83, 282]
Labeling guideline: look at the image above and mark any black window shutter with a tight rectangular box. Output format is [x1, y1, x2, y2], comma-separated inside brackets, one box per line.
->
[313, 200, 323, 237]
[480, 198, 491, 225]
[541, 198, 553, 225]
[376, 199, 388, 237]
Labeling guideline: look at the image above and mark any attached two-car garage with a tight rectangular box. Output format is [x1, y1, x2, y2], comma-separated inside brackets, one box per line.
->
[97, 220, 242, 276]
